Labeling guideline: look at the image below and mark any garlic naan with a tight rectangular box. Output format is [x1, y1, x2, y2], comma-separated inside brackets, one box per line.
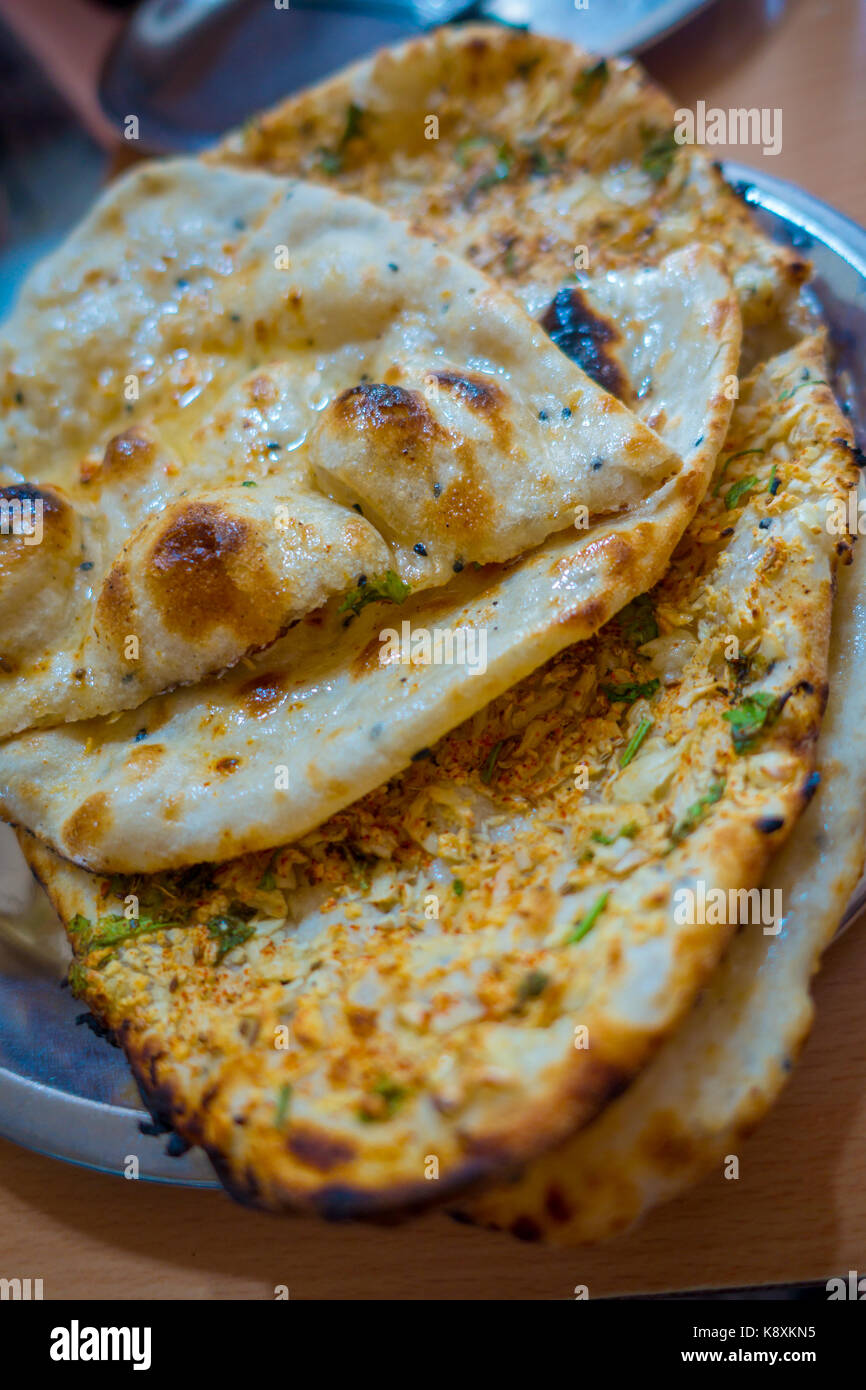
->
[0, 160, 680, 735]
[462, 515, 866, 1244]
[214, 24, 808, 356]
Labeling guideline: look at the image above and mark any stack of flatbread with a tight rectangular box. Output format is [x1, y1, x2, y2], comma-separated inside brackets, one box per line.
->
[1, 26, 864, 1241]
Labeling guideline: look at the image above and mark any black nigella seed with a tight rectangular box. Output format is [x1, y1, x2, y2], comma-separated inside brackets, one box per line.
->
[352, 502, 363, 514]
[388, 262, 399, 272]
[694, 434, 704, 447]
[590, 456, 604, 471]
[357, 574, 367, 587]
[414, 542, 428, 556]
[802, 770, 821, 801]
[176, 277, 189, 289]
[538, 409, 548, 421]
[79, 561, 94, 571]
[266, 441, 281, 451]
[561, 406, 572, 418]
[134, 728, 148, 743]
[433, 482, 442, 498]
[759, 518, 771, 530]
[755, 815, 784, 834]
[720, 526, 735, 537]
[453, 559, 464, 573]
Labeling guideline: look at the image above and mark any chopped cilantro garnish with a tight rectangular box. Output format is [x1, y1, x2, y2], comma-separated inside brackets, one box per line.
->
[713, 448, 764, 496]
[338, 569, 410, 617]
[640, 125, 679, 182]
[207, 915, 255, 962]
[68, 962, 89, 997]
[602, 678, 660, 704]
[767, 462, 779, 494]
[527, 144, 552, 176]
[671, 780, 726, 843]
[317, 102, 365, 174]
[591, 821, 640, 846]
[241, 479, 257, 487]
[455, 133, 495, 167]
[481, 739, 504, 785]
[723, 692, 779, 753]
[618, 594, 658, 645]
[461, 141, 514, 205]
[567, 890, 609, 945]
[620, 717, 652, 768]
[360, 1076, 408, 1122]
[70, 912, 175, 952]
[724, 475, 759, 510]
[275, 1083, 292, 1128]
[452, 879, 465, 897]
[573, 58, 609, 101]
[779, 377, 827, 401]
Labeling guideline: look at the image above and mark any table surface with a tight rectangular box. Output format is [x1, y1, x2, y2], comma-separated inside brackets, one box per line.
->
[1, 0, 866, 1300]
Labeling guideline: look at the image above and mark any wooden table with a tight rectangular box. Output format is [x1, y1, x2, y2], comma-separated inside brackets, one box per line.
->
[1, 0, 865, 1299]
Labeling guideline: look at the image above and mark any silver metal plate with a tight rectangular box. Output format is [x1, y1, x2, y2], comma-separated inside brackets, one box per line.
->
[0, 162, 864, 1186]
[479, 0, 715, 55]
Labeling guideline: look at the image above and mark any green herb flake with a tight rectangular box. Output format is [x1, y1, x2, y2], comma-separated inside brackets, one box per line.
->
[452, 879, 465, 897]
[618, 594, 658, 645]
[620, 717, 653, 768]
[527, 144, 552, 176]
[275, 1083, 292, 1128]
[317, 102, 365, 174]
[724, 475, 759, 510]
[593, 820, 641, 845]
[602, 678, 660, 704]
[455, 133, 495, 168]
[481, 739, 504, 785]
[241, 479, 257, 487]
[723, 691, 779, 754]
[640, 125, 679, 183]
[207, 915, 255, 963]
[360, 1075, 408, 1122]
[767, 462, 779, 494]
[671, 780, 726, 843]
[566, 890, 609, 945]
[713, 448, 764, 496]
[573, 58, 609, 101]
[779, 377, 827, 401]
[317, 148, 343, 175]
[68, 962, 89, 997]
[515, 969, 550, 1004]
[338, 568, 411, 617]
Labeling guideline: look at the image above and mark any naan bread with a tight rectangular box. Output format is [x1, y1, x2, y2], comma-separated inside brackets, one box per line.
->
[0, 246, 739, 871]
[0, 159, 683, 736]
[461, 521, 866, 1243]
[213, 24, 809, 355]
[16, 336, 857, 1215]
